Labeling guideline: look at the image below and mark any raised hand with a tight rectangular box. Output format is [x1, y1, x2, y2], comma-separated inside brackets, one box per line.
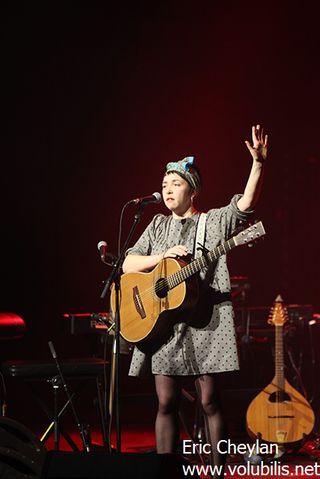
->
[245, 124, 268, 163]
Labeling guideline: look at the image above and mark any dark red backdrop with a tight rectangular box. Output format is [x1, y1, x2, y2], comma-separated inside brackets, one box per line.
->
[1, 2, 319, 366]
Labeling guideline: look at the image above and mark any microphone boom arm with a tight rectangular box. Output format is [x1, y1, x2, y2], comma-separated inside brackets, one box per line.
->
[100, 205, 145, 299]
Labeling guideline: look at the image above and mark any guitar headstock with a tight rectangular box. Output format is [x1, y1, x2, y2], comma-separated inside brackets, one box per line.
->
[234, 221, 266, 247]
[268, 294, 289, 326]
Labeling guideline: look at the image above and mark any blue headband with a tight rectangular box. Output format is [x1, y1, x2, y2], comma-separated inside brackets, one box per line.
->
[165, 156, 199, 190]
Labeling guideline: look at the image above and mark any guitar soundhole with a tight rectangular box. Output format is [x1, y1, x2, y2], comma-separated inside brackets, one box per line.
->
[155, 278, 169, 298]
[269, 390, 291, 403]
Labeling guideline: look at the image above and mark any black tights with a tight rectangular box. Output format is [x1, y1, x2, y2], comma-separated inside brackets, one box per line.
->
[154, 374, 226, 478]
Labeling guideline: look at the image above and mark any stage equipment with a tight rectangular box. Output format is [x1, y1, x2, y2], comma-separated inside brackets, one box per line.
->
[234, 302, 315, 391]
[63, 312, 133, 355]
[0, 357, 110, 452]
[128, 191, 162, 206]
[41, 451, 193, 479]
[230, 275, 250, 301]
[246, 295, 315, 445]
[0, 312, 25, 340]
[235, 303, 313, 338]
[63, 312, 113, 335]
[99, 194, 161, 453]
[0, 416, 46, 478]
[47, 341, 90, 452]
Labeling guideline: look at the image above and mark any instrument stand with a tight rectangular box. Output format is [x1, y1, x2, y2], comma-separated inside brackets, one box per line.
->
[48, 341, 91, 452]
[50, 375, 61, 451]
[100, 204, 146, 453]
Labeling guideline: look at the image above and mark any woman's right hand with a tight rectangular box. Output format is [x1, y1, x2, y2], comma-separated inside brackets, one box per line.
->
[163, 245, 188, 259]
[123, 246, 189, 273]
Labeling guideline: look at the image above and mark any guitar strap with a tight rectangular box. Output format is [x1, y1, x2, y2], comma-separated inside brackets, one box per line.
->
[194, 212, 207, 258]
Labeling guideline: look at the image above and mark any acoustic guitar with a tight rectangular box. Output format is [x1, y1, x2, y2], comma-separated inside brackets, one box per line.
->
[246, 295, 315, 444]
[110, 221, 265, 352]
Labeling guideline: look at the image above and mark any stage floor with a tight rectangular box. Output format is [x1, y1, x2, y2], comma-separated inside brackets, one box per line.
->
[2, 374, 320, 478]
[40, 424, 320, 479]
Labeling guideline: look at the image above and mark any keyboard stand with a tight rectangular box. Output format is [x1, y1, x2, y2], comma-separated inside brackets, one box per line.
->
[0, 357, 110, 451]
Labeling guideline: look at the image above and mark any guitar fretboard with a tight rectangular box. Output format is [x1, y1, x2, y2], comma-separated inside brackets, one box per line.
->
[167, 237, 237, 290]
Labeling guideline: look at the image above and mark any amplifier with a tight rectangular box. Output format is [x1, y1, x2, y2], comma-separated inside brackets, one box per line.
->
[63, 312, 113, 335]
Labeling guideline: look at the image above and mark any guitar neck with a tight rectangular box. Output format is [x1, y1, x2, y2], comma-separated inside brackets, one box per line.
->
[167, 236, 237, 290]
[275, 325, 285, 389]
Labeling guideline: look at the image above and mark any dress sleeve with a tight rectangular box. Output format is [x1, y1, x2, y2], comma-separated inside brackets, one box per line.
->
[126, 214, 165, 256]
[207, 194, 254, 240]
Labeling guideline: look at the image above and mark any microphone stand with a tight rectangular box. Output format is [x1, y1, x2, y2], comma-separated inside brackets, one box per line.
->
[100, 204, 146, 453]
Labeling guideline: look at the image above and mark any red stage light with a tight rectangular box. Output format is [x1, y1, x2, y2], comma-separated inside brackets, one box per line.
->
[0, 312, 26, 340]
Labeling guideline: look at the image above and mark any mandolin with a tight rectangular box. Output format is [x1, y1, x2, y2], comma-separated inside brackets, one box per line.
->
[246, 295, 315, 444]
[110, 221, 265, 353]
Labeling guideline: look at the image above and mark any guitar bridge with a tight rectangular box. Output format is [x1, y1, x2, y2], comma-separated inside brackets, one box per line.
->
[133, 286, 146, 319]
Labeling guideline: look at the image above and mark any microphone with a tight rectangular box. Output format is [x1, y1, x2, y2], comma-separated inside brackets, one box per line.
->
[97, 241, 107, 261]
[97, 241, 117, 265]
[130, 192, 162, 206]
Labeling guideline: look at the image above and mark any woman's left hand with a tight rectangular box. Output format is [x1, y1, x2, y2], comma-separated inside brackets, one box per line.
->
[245, 124, 268, 163]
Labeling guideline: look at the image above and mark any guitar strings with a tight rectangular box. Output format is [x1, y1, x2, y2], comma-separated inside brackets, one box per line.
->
[126, 247, 225, 305]
[128, 256, 207, 306]
[129, 267, 186, 305]
[137, 258, 201, 300]
[124, 233, 257, 306]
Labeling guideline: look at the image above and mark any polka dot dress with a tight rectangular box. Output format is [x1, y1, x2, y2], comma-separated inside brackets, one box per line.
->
[126, 194, 254, 377]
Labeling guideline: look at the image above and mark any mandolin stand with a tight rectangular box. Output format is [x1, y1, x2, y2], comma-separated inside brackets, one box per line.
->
[300, 313, 320, 460]
[100, 203, 147, 453]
